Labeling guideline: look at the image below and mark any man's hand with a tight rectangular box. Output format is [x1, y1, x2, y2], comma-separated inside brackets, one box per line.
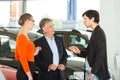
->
[68, 46, 80, 54]
[58, 64, 65, 71]
[48, 64, 57, 71]
[86, 73, 95, 80]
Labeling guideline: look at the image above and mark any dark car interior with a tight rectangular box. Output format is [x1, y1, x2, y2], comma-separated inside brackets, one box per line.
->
[0, 41, 11, 57]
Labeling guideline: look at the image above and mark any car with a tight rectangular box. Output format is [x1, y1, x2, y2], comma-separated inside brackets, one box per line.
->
[0, 64, 16, 80]
[0, 27, 90, 80]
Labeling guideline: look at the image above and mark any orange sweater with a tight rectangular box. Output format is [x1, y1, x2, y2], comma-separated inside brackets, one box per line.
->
[15, 34, 35, 72]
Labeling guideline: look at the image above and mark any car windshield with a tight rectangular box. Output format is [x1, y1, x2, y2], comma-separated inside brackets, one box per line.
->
[69, 34, 87, 48]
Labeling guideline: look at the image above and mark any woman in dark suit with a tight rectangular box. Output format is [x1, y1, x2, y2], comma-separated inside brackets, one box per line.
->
[34, 18, 68, 80]
[68, 10, 110, 80]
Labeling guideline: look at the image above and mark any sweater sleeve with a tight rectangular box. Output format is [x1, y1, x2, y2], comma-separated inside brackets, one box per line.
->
[17, 35, 30, 72]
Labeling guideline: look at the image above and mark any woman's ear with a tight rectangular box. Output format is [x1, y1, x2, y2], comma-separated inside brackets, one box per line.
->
[25, 19, 29, 24]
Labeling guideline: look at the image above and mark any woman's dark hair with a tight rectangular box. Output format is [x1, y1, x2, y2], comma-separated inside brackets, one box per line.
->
[82, 10, 100, 23]
[18, 13, 32, 26]
[39, 18, 52, 32]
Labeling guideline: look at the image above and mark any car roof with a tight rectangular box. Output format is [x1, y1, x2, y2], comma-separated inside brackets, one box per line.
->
[0, 27, 43, 41]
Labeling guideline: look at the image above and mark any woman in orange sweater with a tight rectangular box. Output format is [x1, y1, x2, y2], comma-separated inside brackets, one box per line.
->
[15, 13, 40, 80]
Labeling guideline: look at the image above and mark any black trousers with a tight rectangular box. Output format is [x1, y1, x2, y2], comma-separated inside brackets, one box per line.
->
[16, 61, 36, 80]
[38, 69, 60, 80]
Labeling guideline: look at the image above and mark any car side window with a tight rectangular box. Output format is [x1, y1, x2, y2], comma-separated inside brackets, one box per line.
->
[0, 35, 15, 58]
[69, 34, 86, 49]
[9, 39, 16, 57]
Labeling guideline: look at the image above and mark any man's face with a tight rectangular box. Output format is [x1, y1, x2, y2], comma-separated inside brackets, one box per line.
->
[83, 15, 92, 28]
[43, 21, 55, 35]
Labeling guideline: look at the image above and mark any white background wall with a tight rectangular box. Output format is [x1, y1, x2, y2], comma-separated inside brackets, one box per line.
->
[100, 0, 120, 79]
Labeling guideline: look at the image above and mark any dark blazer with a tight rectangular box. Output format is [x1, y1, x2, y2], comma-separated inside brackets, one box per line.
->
[78, 25, 110, 79]
[34, 36, 67, 80]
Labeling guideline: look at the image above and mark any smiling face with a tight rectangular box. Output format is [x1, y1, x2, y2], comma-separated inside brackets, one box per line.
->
[42, 21, 55, 36]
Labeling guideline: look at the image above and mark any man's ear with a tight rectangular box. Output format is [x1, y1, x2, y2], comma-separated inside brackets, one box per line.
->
[42, 27, 46, 33]
[91, 17, 95, 22]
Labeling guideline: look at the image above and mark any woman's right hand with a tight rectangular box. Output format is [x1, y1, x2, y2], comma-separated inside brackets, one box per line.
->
[34, 46, 42, 56]
[26, 71, 33, 80]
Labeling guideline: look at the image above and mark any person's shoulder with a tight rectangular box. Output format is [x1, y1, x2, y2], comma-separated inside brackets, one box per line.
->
[17, 34, 27, 41]
[95, 25, 106, 39]
[16, 34, 29, 45]
[55, 35, 63, 40]
[94, 25, 104, 33]
[34, 36, 44, 42]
